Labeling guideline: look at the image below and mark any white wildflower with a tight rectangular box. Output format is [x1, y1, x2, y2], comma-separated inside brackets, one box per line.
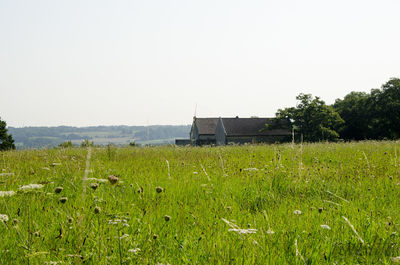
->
[266, 228, 275, 234]
[243, 168, 259, 171]
[19, 184, 44, 191]
[86, 178, 108, 183]
[0, 191, 15, 197]
[293, 210, 302, 215]
[320, 224, 331, 230]
[128, 248, 140, 254]
[0, 214, 9, 223]
[120, 234, 130, 239]
[0, 173, 14, 177]
[391, 257, 400, 263]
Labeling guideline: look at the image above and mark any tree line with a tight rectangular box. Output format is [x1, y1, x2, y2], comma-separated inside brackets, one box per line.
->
[276, 78, 400, 142]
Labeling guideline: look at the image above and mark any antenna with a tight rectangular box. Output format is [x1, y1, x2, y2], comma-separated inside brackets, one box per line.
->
[194, 103, 197, 118]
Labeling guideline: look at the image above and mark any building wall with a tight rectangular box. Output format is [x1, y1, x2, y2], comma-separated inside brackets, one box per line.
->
[226, 135, 290, 145]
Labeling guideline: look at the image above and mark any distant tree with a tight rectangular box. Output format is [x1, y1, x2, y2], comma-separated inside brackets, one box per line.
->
[80, 139, 94, 148]
[0, 118, 15, 151]
[58, 141, 74, 148]
[276, 93, 344, 142]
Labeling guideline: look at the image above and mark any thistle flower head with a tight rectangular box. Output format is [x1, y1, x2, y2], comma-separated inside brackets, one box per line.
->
[108, 175, 119, 185]
[90, 183, 99, 190]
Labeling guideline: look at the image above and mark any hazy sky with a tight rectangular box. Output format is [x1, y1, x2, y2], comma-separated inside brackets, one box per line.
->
[1, 0, 399, 127]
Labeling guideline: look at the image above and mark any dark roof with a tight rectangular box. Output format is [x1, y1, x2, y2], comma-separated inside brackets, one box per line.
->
[221, 118, 291, 136]
[193, 118, 219, 135]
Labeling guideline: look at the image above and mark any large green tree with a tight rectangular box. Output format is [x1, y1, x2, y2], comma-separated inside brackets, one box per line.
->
[276, 93, 344, 142]
[333, 91, 371, 140]
[333, 78, 400, 140]
[0, 118, 15, 151]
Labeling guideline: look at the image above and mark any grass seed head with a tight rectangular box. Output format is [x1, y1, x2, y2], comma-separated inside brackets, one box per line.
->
[59, 197, 68, 204]
[108, 175, 119, 185]
[54, 187, 63, 194]
[155, 186, 163, 193]
[164, 215, 171, 222]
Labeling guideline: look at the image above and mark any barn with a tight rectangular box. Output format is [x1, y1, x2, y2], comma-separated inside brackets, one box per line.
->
[190, 117, 292, 146]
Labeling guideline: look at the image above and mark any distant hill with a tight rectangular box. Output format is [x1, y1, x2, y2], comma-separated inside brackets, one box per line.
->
[8, 125, 191, 149]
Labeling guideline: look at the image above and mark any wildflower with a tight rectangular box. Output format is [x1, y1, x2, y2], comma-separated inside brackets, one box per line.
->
[155, 186, 163, 193]
[90, 183, 99, 190]
[243, 168, 259, 171]
[0, 173, 14, 177]
[94, 206, 101, 214]
[320, 224, 331, 230]
[120, 234, 129, 239]
[391, 256, 400, 263]
[86, 178, 108, 183]
[0, 191, 15, 197]
[293, 210, 302, 215]
[0, 214, 9, 223]
[108, 175, 119, 185]
[59, 197, 68, 204]
[54, 187, 63, 194]
[266, 228, 275, 234]
[128, 248, 140, 254]
[164, 215, 171, 222]
[19, 184, 44, 191]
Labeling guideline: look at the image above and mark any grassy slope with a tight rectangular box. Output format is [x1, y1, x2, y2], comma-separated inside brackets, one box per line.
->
[0, 141, 399, 264]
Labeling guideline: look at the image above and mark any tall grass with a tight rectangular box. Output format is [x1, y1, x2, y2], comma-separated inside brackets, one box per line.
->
[0, 141, 399, 263]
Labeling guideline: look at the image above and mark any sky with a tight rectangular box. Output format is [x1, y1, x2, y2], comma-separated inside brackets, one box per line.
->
[1, 0, 399, 127]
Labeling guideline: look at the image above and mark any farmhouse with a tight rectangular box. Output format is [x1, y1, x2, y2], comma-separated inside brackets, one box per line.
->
[190, 117, 292, 146]
[190, 118, 219, 145]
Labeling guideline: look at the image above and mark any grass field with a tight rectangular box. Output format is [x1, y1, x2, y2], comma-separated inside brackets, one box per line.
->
[0, 141, 400, 264]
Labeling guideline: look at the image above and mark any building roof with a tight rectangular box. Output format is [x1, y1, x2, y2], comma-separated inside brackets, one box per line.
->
[220, 117, 291, 136]
[193, 118, 219, 135]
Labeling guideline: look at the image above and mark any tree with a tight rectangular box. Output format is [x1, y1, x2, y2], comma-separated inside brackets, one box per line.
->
[370, 78, 400, 139]
[276, 93, 344, 142]
[333, 78, 400, 140]
[0, 118, 15, 151]
[333, 91, 371, 140]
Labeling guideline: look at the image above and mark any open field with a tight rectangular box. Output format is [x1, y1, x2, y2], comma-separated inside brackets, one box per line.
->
[0, 141, 400, 264]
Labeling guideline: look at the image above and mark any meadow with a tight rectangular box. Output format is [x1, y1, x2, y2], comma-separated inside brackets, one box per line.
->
[0, 141, 399, 264]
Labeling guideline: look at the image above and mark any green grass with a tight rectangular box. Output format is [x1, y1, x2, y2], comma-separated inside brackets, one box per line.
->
[0, 141, 399, 264]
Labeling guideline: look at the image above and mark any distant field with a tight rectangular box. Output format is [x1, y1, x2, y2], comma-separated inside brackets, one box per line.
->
[0, 141, 399, 264]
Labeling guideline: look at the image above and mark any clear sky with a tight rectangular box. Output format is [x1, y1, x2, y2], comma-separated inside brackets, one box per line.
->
[1, 0, 399, 127]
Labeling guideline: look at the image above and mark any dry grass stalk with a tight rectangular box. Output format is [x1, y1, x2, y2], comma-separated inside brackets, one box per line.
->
[342, 216, 365, 245]
[200, 164, 211, 181]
